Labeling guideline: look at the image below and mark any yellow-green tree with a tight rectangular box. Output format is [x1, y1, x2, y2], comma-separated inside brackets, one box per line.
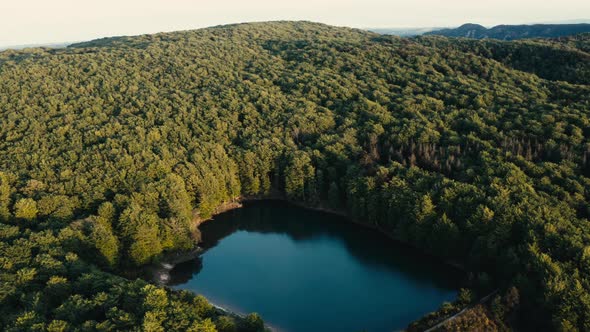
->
[14, 198, 38, 221]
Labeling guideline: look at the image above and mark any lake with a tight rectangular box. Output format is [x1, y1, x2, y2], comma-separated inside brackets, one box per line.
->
[169, 200, 462, 332]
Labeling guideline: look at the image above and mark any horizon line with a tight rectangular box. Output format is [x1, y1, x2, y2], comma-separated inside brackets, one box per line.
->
[1, 18, 589, 51]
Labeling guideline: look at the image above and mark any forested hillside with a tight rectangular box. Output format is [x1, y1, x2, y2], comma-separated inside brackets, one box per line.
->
[426, 23, 590, 40]
[1, 21, 590, 331]
[417, 34, 590, 85]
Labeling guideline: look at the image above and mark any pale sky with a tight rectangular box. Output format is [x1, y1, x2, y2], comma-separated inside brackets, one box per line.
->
[1, 0, 589, 47]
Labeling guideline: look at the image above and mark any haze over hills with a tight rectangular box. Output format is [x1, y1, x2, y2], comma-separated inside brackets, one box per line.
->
[425, 23, 590, 40]
[0, 21, 590, 331]
[0, 42, 73, 51]
[2, 20, 589, 50]
[367, 27, 444, 37]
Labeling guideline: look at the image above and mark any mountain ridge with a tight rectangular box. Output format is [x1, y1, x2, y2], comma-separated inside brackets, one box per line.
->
[0, 21, 589, 332]
[426, 22, 590, 40]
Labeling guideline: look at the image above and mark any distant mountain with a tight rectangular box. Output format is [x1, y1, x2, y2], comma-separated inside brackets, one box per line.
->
[2, 20, 590, 332]
[367, 27, 443, 37]
[0, 42, 72, 51]
[426, 23, 590, 40]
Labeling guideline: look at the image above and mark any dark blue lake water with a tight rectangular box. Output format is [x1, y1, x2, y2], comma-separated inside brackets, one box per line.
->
[170, 201, 461, 332]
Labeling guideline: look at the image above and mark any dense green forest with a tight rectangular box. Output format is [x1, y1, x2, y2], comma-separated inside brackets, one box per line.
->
[0, 21, 589, 331]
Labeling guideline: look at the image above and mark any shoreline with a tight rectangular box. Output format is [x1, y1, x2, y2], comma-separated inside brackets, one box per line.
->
[151, 247, 204, 284]
[153, 195, 468, 331]
[155, 195, 466, 282]
[240, 195, 467, 272]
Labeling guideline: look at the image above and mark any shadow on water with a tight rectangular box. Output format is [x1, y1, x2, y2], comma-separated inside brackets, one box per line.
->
[170, 200, 463, 289]
[169, 200, 465, 332]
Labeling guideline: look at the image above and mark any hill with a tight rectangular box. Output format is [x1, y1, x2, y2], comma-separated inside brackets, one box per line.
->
[368, 27, 442, 37]
[0, 21, 590, 331]
[417, 33, 590, 85]
[427, 23, 590, 40]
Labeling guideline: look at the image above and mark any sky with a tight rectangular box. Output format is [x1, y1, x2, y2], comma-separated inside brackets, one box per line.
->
[1, 0, 589, 47]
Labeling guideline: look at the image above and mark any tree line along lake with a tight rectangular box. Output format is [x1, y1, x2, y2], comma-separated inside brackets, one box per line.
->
[168, 200, 463, 332]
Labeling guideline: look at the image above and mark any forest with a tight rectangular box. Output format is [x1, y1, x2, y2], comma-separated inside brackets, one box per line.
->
[0, 21, 589, 331]
[425, 23, 590, 40]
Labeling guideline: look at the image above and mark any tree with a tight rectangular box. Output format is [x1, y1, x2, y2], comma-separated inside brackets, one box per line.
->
[193, 295, 214, 317]
[413, 194, 435, 223]
[328, 181, 340, 208]
[239, 151, 261, 195]
[242, 313, 264, 332]
[285, 152, 315, 202]
[188, 318, 217, 332]
[216, 316, 237, 332]
[142, 284, 169, 310]
[0, 172, 10, 221]
[37, 195, 77, 220]
[47, 320, 69, 332]
[96, 201, 116, 229]
[0, 21, 589, 331]
[142, 311, 165, 332]
[14, 198, 38, 221]
[129, 216, 163, 265]
[88, 220, 119, 268]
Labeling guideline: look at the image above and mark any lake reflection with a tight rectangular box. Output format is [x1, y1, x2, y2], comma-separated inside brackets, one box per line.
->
[170, 200, 462, 332]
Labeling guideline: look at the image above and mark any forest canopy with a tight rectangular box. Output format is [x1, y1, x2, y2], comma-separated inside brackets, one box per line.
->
[1, 21, 590, 331]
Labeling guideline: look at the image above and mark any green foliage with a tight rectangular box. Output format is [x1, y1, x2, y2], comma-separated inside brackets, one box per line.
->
[188, 318, 218, 332]
[0, 223, 243, 331]
[0, 21, 590, 330]
[417, 34, 590, 85]
[87, 219, 119, 267]
[47, 320, 69, 332]
[126, 212, 163, 265]
[0, 172, 11, 221]
[242, 313, 264, 332]
[285, 151, 316, 202]
[216, 316, 237, 332]
[14, 198, 38, 221]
